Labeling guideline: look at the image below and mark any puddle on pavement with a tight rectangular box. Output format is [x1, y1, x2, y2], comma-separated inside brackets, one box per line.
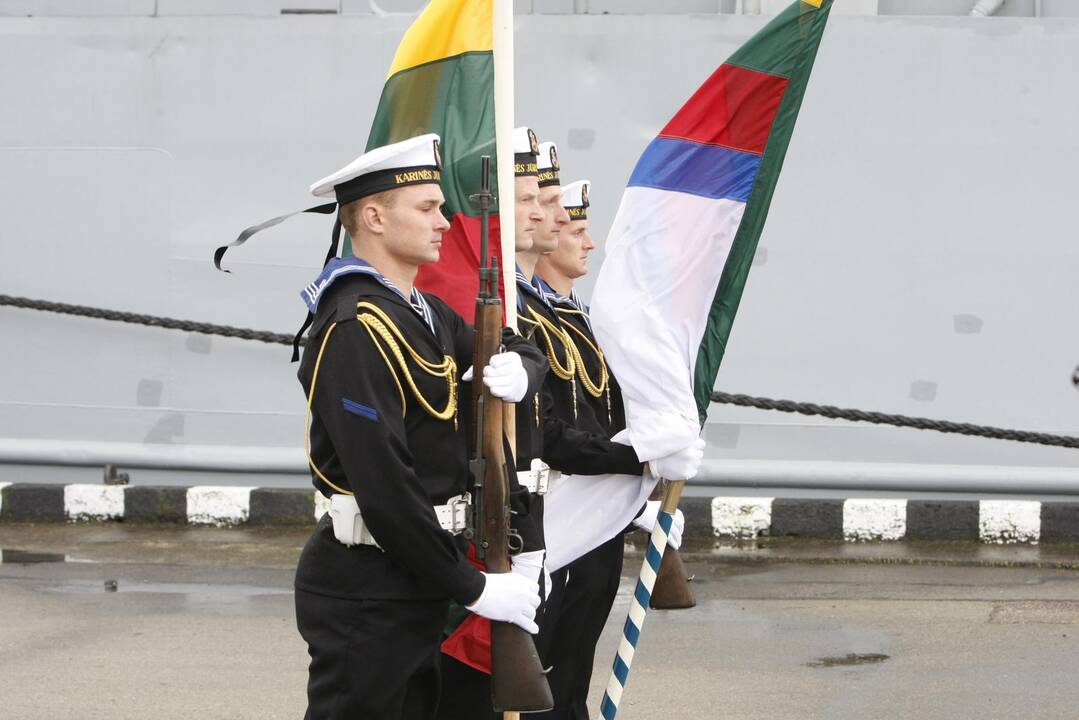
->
[0, 549, 68, 564]
[806, 653, 890, 668]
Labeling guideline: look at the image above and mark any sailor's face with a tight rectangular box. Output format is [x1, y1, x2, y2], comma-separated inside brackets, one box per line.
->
[546, 219, 593, 279]
[532, 185, 570, 255]
[384, 183, 451, 266]
[514, 176, 542, 252]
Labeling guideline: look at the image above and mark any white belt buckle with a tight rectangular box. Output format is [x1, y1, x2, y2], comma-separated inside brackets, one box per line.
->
[542, 468, 560, 495]
[534, 466, 550, 495]
[328, 493, 382, 549]
[529, 458, 553, 496]
[446, 493, 471, 534]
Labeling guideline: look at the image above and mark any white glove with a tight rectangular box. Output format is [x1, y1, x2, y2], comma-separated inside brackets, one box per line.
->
[632, 500, 685, 550]
[649, 438, 705, 481]
[511, 549, 552, 600]
[482, 351, 529, 402]
[466, 571, 541, 633]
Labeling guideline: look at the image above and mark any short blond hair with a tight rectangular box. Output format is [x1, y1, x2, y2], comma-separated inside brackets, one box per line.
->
[340, 190, 397, 237]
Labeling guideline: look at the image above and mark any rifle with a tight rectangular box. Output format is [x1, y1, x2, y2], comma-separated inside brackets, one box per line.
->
[469, 155, 554, 713]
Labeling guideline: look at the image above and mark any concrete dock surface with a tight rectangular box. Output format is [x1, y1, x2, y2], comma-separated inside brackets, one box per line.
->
[2, 524, 1079, 719]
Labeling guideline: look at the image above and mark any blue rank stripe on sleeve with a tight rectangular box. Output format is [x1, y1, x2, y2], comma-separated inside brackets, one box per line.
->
[342, 398, 379, 422]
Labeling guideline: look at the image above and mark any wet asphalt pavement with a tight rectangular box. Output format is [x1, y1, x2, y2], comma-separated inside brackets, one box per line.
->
[2, 524, 1079, 719]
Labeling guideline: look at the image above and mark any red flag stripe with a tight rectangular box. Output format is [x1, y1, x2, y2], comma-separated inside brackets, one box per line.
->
[659, 63, 789, 156]
[414, 213, 507, 323]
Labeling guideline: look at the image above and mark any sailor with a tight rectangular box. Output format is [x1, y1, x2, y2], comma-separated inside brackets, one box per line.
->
[513, 134, 641, 477]
[436, 132, 645, 720]
[532, 180, 693, 720]
[535, 180, 622, 435]
[292, 133, 549, 720]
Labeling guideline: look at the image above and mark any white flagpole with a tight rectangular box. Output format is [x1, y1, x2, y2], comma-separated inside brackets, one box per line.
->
[494, 6, 521, 714]
[493, 0, 516, 330]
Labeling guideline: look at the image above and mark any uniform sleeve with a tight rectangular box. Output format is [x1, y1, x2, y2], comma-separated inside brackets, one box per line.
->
[540, 387, 644, 476]
[310, 320, 485, 606]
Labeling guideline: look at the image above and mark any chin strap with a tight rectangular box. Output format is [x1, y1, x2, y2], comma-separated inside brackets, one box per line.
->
[213, 202, 338, 272]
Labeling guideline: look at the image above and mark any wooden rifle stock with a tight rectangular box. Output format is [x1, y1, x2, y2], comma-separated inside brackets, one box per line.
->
[470, 155, 553, 713]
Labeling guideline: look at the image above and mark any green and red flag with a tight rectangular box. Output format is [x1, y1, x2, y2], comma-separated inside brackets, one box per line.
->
[357, 0, 514, 674]
[349, 0, 505, 317]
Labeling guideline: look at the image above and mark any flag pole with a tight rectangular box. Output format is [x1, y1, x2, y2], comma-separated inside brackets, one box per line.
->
[493, 5, 521, 720]
[493, 0, 516, 332]
[599, 478, 685, 720]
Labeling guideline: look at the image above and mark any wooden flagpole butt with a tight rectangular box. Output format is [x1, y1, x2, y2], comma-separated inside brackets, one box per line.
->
[647, 479, 696, 610]
[649, 547, 696, 609]
[503, 713, 521, 720]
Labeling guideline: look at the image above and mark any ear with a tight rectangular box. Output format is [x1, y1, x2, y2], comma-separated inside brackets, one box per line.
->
[360, 202, 384, 235]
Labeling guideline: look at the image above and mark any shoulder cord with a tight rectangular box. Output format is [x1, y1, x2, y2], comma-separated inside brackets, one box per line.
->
[354, 301, 458, 428]
[525, 306, 580, 422]
[305, 323, 351, 496]
[303, 308, 457, 497]
[516, 318, 544, 428]
[556, 307, 613, 426]
[517, 313, 540, 340]
[555, 308, 609, 398]
[526, 306, 576, 380]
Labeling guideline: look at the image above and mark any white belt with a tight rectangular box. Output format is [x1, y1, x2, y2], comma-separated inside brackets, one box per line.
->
[329, 493, 471, 548]
[433, 493, 472, 535]
[517, 458, 558, 495]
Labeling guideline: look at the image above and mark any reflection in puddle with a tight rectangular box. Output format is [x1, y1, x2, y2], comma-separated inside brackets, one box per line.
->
[806, 653, 889, 668]
[0, 549, 68, 564]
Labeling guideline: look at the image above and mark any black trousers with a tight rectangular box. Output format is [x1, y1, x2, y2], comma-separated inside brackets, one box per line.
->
[435, 655, 499, 720]
[296, 588, 449, 720]
[532, 535, 624, 720]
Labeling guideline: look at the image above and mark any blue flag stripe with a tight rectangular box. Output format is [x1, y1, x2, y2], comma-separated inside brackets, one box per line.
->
[628, 137, 761, 203]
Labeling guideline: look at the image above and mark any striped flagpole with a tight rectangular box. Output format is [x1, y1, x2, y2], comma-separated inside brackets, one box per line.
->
[599, 479, 685, 719]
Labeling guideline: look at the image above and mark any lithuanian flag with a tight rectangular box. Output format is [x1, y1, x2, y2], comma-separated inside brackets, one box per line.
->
[351, 0, 504, 317]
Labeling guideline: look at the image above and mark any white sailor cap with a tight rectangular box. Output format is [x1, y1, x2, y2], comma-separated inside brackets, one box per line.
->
[514, 126, 540, 177]
[309, 133, 443, 206]
[536, 141, 560, 188]
[561, 179, 590, 221]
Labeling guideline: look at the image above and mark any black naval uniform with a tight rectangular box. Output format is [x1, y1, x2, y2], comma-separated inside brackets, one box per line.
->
[436, 273, 642, 720]
[534, 285, 630, 720]
[516, 275, 638, 479]
[294, 263, 547, 720]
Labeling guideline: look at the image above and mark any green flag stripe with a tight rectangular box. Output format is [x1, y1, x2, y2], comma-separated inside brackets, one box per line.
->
[367, 50, 496, 218]
[726, 1, 829, 77]
[691, 0, 832, 422]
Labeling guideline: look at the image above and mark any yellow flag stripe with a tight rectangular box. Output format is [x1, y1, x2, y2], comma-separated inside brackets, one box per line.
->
[801, 0, 823, 7]
[387, 0, 492, 79]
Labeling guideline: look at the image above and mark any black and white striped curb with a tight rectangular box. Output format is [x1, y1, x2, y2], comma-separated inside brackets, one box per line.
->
[702, 496, 1079, 545]
[0, 482, 329, 527]
[2, 483, 1077, 544]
